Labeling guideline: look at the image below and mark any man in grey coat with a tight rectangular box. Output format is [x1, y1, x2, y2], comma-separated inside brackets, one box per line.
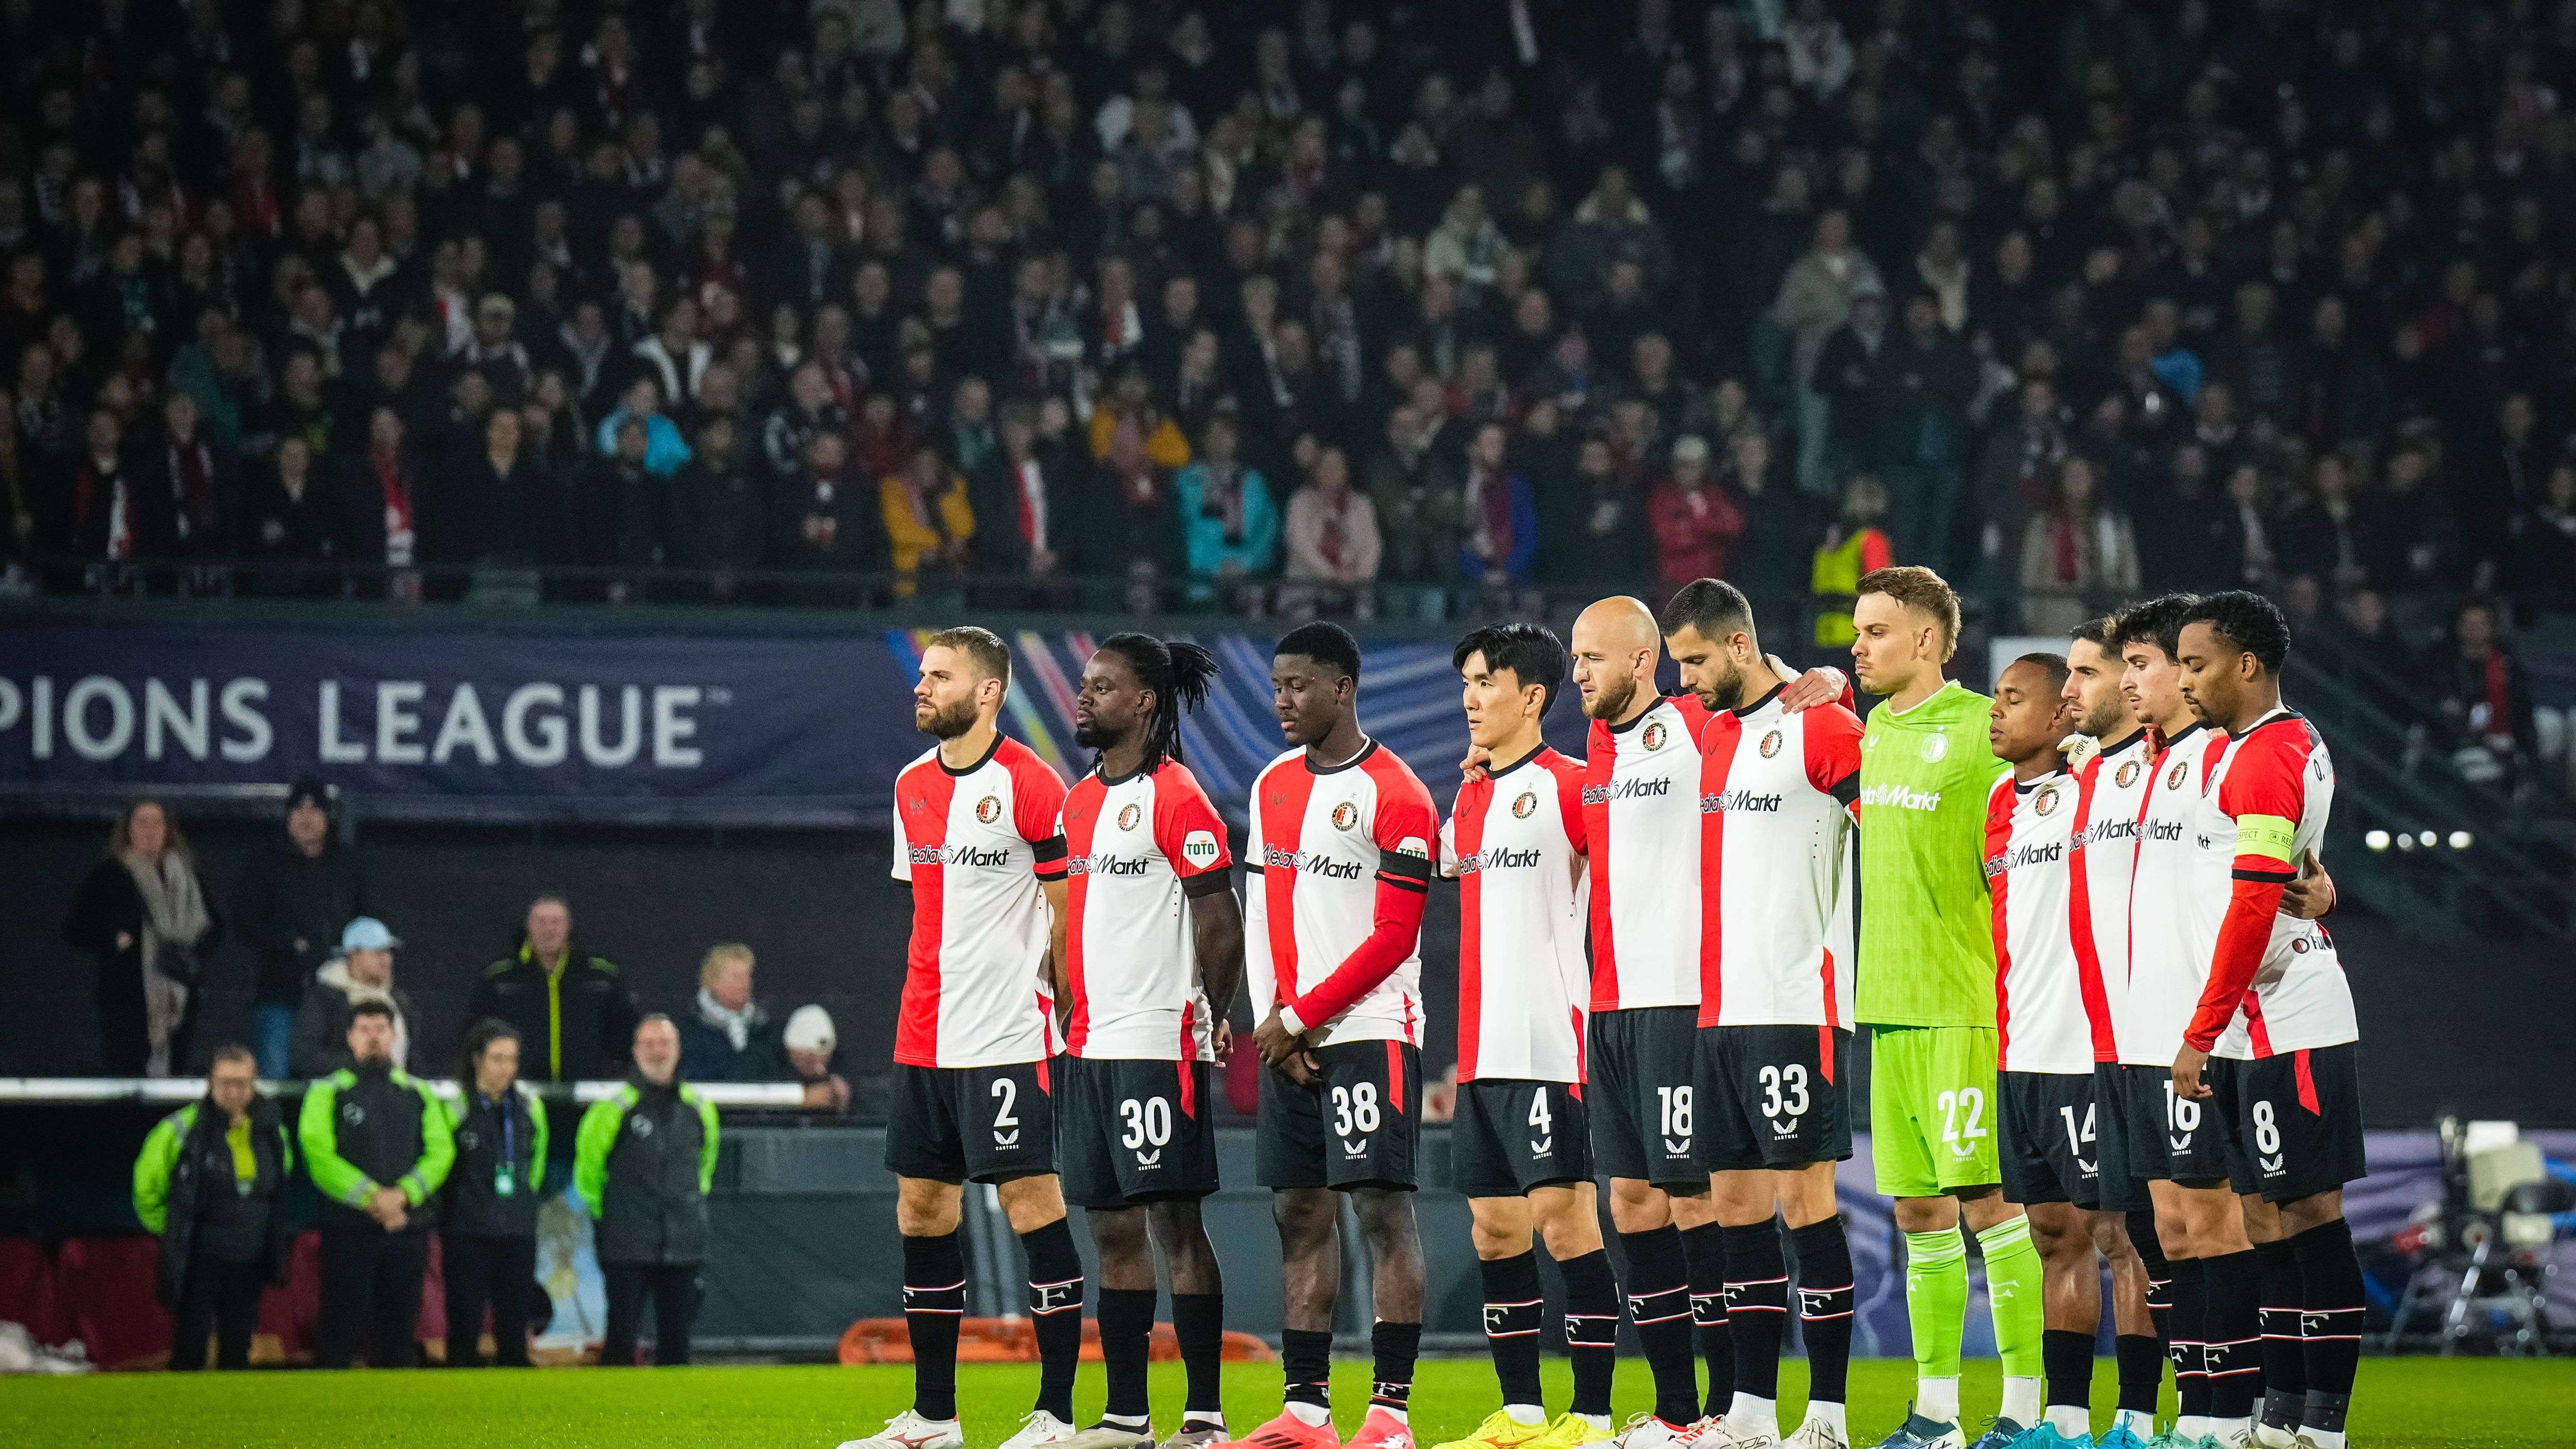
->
[575, 1015, 717, 1366]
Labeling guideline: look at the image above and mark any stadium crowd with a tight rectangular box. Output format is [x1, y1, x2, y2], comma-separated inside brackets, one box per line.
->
[1, 0, 2574, 654]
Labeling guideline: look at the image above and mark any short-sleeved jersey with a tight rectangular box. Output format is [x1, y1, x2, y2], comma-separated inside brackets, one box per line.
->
[1059, 759, 1235, 1061]
[2150, 709, 2358, 1061]
[1695, 688, 1863, 1028]
[2066, 731, 2151, 1063]
[1443, 747, 1591, 1083]
[1855, 681, 2011, 1027]
[2123, 723, 2223, 1066]
[1583, 694, 1716, 1012]
[1245, 741, 1440, 1046]
[1983, 769, 2091, 1074]
[890, 735, 1070, 1069]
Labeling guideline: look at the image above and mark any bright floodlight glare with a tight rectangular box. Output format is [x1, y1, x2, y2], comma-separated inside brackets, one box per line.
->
[2449, 830, 2473, 850]
[2396, 832, 2414, 851]
[2420, 830, 2439, 848]
[2365, 829, 2391, 851]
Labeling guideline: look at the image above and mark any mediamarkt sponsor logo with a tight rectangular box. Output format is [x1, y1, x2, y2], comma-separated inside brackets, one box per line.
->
[2082, 818, 2140, 847]
[1455, 846, 1543, 875]
[1263, 845, 1364, 879]
[1859, 782, 1942, 811]
[1983, 839, 2065, 878]
[1068, 854, 1153, 877]
[912, 843, 1016, 868]
[1699, 789, 1784, 813]
[1581, 777, 1672, 805]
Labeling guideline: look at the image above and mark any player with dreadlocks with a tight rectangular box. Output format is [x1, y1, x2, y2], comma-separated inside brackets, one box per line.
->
[1055, 634, 1247, 1449]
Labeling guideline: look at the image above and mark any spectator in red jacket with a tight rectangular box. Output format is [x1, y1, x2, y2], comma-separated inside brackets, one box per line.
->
[1647, 434, 1745, 592]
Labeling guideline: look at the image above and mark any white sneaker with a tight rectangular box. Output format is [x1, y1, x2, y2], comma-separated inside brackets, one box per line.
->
[2252, 1426, 2299, 1449]
[1613, 1416, 1705, 1449]
[1786, 1422, 1850, 1449]
[1002, 1412, 1083, 1449]
[838, 1410, 965, 1449]
[1066, 1425, 1162, 1449]
[1702, 1424, 1780, 1449]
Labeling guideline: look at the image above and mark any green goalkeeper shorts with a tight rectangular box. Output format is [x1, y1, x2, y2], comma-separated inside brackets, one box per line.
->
[1869, 1024, 2003, 1198]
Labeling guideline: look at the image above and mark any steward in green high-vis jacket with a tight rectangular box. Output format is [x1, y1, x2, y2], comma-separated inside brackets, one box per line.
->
[575, 1015, 716, 1365]
[297, 1000, 452, 1368]
[133, 1046, 290, 1370]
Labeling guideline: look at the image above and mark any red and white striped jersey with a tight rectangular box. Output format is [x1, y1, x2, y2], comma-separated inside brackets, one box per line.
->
[1442, 747, 1591, 1083]
[1694, 688, 1862, 1028]
[2180, 710, 2356, 1059]
[1245, 741, 1440, 1046]
[1583, 694, 1716, 1012]
[889, 736, 1070, 1068]
[1058, 758, 1235, 1062]
[2125, 715, 2356, 1063]
[2066, 731, 2151, 1063]
[1984, 769, 2091, 1074]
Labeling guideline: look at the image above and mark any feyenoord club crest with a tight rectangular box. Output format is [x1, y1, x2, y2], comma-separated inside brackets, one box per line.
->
[1331, 801, 1360, 831]
[1512, 790, 1538, 818]
[2036, 784, 2061, 816]
[1922, 734, 1950, 762]
[2116, 758, 2142, 788]
[1641, 721, 1668, 752]
[976, 795, 1003, 823]
[2291, 936, 2311, 953]
[1759, 729, 1784, 758]
[2166, 759, 2190, 790]
[1117, 802, 1142, 831]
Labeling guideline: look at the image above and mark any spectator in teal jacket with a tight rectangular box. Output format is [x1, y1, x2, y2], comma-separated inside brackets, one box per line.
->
[592, 375, 693, 476]
[1173, 409, 1278, 607]
[576, 1015, 718, 1366]
[299, 1001, 453, 1368]
[133, 1045, 291, 1370]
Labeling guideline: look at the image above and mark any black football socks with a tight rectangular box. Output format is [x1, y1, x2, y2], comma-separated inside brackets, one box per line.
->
[1021, 1217, 1085, 1423]
[1681, 1221, 1733, 1419]
[1096, 1286, 1158, 1425]
[2293, 1218, 2364, 1446]
[1618, 1226, 1702, 1427]
[902, 1232, 967, 1421]
[1791, 1217, 1856, 1419]
[1172, 1291, 1227, 1427]
[1721, 1219, 1790, 1426]
[2200, 1248, 2262, 1425]
[1370, 1320, 1422, 1419]
[1283, 1327, 1334, 1414]
[1557, 1248, 1621, 1421]
[1479, 1251, 1547, 1412]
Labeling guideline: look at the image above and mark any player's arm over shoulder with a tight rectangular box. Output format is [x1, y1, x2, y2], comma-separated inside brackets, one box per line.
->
[1803, 703, 1865, 804]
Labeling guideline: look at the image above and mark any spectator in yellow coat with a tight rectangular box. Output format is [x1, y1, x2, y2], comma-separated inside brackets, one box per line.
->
[880, 443, 975, 597]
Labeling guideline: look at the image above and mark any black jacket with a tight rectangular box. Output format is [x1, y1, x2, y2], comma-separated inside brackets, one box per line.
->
[133, 1097, 292, 1306]
[232, 836, 370, 1007]
[296, 1060, 452, 1232]
[466, 944, 640, 1083]
[442, 1082, 550, 1239]
[676, 1009, 786, 1084]
[290, 960, 418, 1080]
[63, 857, 224, 1074]
[576, 1079, 717, 1266]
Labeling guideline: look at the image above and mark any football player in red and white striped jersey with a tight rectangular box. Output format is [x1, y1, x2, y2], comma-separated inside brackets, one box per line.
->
[1660, 580, 1863, 1449]
[1239, 623, 1438, 1449]
[1433, 623, 1621, 1449]
[2169, 595, 2368, 1449]
[1057, 635, 1244, 1449]
[845, 628, 1084, 1449]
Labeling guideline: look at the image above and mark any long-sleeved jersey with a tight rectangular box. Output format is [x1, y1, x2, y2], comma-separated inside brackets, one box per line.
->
[1245, 741, 1438, 1046]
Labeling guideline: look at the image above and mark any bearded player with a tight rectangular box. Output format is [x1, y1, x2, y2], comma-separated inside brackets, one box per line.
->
[844, 627, 1082, 1449]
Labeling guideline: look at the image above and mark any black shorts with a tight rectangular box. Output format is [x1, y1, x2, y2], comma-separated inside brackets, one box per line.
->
[1588, 1006, 1703, 1188]
[885, 1060, 1058, 1184]
[1056, 1054, 1220, 1210]
[2209, 1044, 2368, 1204]
[2000, 1070, 2103, 1209]
[1453, 1079, 1596, 1197]
[2091, 1061, 2150, 1213]
[1694, 1024, 1853, 1172]
[2115, 1061, 2252, 1192]
[1257, 1039, 1422, 1190]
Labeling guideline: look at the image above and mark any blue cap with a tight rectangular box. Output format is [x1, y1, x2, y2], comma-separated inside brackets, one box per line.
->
[341, 917, 401, 952]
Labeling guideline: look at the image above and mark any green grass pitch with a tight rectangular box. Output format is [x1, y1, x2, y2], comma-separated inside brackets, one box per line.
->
[6, 1356, 2571, 1448]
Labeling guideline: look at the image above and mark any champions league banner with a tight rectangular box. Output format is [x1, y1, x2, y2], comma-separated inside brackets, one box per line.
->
[0, 619, 1593, 825]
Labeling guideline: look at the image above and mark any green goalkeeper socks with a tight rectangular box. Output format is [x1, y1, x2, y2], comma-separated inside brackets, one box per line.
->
[1904, 1226, 1969, 1387]
[1977, 1214, 2047, 1382]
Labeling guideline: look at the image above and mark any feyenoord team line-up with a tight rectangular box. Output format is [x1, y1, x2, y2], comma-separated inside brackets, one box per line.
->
[832, 565, 2368, 1449]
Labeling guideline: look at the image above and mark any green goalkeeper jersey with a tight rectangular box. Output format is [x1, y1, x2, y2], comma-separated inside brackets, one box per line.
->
[1855, 679, 2010, 1028]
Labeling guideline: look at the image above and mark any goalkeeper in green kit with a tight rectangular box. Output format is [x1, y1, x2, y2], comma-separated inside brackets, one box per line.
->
[1847, 568, 2045, 1449]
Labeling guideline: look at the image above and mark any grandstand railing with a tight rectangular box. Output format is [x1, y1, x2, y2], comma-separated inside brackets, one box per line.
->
[0, 1077, 817, 1108]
